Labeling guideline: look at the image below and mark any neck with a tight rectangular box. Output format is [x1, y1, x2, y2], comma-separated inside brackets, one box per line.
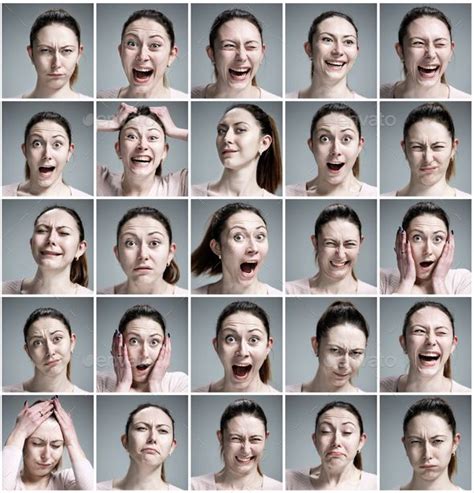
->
[21, 469, 52, 489]
[122, 171, 157, 197]
[220, 374, 266, 393]
[310, 272, 357, 294]
[29, 80, 76, 98]
[218, 275, 265, 295]
[21, 178, 69, 197]
[311, 174, 360, 196]
[397, 79, 449, 99]
[26, 370, 72, 392]
[404, 368, 450, 392]
[214, 165, 262, 196]
[211, 81, 260, 99]
[408, 470, 455, 490]
[125, 278, 171, 295]
[119, 461, 167, 490]
[29, 268, 76, 294]
[122, 81, 169, 99]
[306, 75, 351, 98]
[317, 462, 360, 487]
[309, 370, 356, 393]
[216, 466, 262, 489]
[404, 177, 452, 197]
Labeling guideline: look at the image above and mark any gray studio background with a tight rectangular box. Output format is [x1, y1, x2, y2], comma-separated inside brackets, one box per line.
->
[285, 199, 377, 286]
[379, 297, 471, 389]
[285, 101, 377, 189]
[2, 101, 94, 195]
[2, 4, 94, 98]
[96, 101, 188, 180]
[97, 395, 188, 489]
[380, 395, 471, 490]
[2, 395, 94, 470]
[2, 199, 95, 290]
[191, 395, 282, 480]
[285, 4, 377, 98]
[97, 3, 188, 96]
[2, 297, 93, 392]
[286, 297, 377, 392]
[96, 297, 188, 381]
[191, 297, 282, 391]
[379, 199, 471, 271]
[380, 102, 471, 195]
[191, 4, 282, 97]
[191, 101, 282, 195]
[286, 395, 377, 474]
[191, 199, 282, 291]
[96, 199, 188, 291]
[380, 4, 471, 95]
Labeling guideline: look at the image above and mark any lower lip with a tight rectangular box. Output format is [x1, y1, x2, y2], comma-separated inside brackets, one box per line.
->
[46, 360, 60, 367]
[233, 366, 252, 380]
[334, 372, 350, 379]
[420, 465, 437, 470]
[240, 265, 258, 281]
[419, 263, 434, 272]
[325, 62, 346, 72]
[41, 252, 61, 257]
[419, 356, 440, 368]
[229, 69, 251, 83]
[133, 70, 153, 84]
[142, 449, 158, 454]
[134, 268, 153, 273]
[420, 167, 438, 173]
[37, 463, 53, 468]
[236, 457, 253, 464]
[327, 452, 345, 458]
[327, 165, 345, 175]
[330, 261, 349, 269]
[418, 67, 440, 80]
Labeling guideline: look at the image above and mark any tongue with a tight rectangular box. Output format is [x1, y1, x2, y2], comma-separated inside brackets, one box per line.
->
[233, 365, 251, 376]
[134, 70, 152, 80]
[241, 263, 255, 273]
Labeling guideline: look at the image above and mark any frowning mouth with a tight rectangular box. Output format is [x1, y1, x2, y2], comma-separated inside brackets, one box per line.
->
[41, 250, 62, 256]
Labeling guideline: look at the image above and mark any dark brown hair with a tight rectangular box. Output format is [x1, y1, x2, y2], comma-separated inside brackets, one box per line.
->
[398, 7, 452, 84]
[403, 397, 457, 479]
[30, 9, 81, 86]
[118, 304, 167, 337]
[23, 111, 72, 180]
[316, 301, 369, 343]
[310, 103, 363, 177]
[23, 308, 74, 380]
[315, 401, 364, 470]
[221, 104, 281, 193]
[33, 205, 88, 287]
[209, 8, 263, 86]
[216, 301, 272, 383]
[191, 202, 267, 277]
[403, 103, 456, 181]
[402, 301, 455, 379]
[121, 9, 175, 47]
[116, 207, 179, 284]
[401, 201, 450, 233]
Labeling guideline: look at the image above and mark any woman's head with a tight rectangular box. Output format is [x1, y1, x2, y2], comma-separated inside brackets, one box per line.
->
[402, 397, 460, 480]
[191, 203, 268, 285]
[115, 106, 168, 177]
[31, 205, 88, 287]
[207, 9, 265, 90]
[218, 399, 268, 475]
[115, 207, 179, 286]
[402, 103, 458, 185]
[309, 103, 364, 182]
[122, 403, 176, 480]
[214, 301, 273, 387]
[313, 204, 363, 282]
[28, 9, 83, 89]
[313, 401, 366, 470]
[313, 301, 368, 389]
[23, 307, 76, 381]
[400, 301, 457, 380]
[401, 201, 450, 281]
[305, 11, 359, 81]
[217, 104, 282, 193]
[396, 7, 454, 87]
[119, 10, 178, 92]
[117, 304, 167, 385]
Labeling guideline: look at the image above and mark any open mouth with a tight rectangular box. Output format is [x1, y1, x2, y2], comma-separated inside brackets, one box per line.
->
[39, 165, 55, 175]
[330, 260, 350, 269]
[136, 363, 151, 372]
[418, 65, 440, 78]
[131, 156, 152, 165]
[326, 61, 346, 69]
[419, 353, 440, 365]
[235, 455, 254, 464]
[229, 67, 251, 81]
[133, 68, 154, 83]
[232, 364, 252, 380]
[327, 162, 345, 172]
[240, 261, 258, 278]
[419, 260, 435, 269]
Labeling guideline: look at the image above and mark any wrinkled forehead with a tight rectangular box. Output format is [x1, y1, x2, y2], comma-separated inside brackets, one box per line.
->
[407, 214, 448, 233]
[220, 311, 266, 335]
[120, 215, 169, 236]
[124, 18, 170, 40]
[405, 412, 453, 436]
[317, 408, 360, 429]
[121, 115, 164, 134]
[217, 18, 262, 42]
[314, 112, 359, 136]
[320, 219, 361, 239]
[405, 16, 451, 41]
[124, 316, 165, 337]
[406, 119, 452, 140]
[224, 211, 266, 231]
[28, 121, 69, 140]
[27, 317, 69, 338]
[35, 208, 78, 229]
[35, 23, 79, 45]
[29, 418, 63, 441]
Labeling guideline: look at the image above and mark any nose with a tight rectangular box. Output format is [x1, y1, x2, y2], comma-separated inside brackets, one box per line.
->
[425, 330, 437, 345]
[423, 147, 434, 163]
[47, 228, 59, 245]
[331, 40, 343, 56]
[425, 42, 436, 58]
[423, 240, 433, 255]
[51, 49, 62, 68]
[335, 244, 346, 257]
[41, 445, 52, 460]
[223, 128, 234, 144]
[422, 441, 434, 460]
[45, 339, 55, 356]
[241, 439, 251, 454]
[331, 430, 342, 446]
[42, 143, 53, 160]
[138, 242, 150, 260]
[140, 343, 150, 358]
[235, 46, 247, 61]
[237, 339, 250, 356]
[137, 135, 149, 151]
[147, 427, 157, 443]
[330, 139, 342, 157]
[136, 44, 150, 61]
[338, 352, 350, 368]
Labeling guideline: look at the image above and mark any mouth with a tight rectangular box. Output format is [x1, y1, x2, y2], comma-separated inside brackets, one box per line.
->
[235, 455, 255, 464]
[45, 359, 61, 367]
[327, 162, 345, 173]
[333, 371, 351, 379]
[420, 464, 437, 470]
[232, 364, 253, 380]
[326, 450, 345, 458]
[132, 68, 154, 84]
[141, 447, 159, 454]
[134, 265, 153, 274]
[419, 166, 438, 173]
[325, 60, 346, 71]
[418, 65, 440, 79]
[330, 260, 350, 269]
[131, 156, 153, 166]
[418, 352, 441, 367]
[228, 67, 251, 82]
[419, 260, 435, 269]
[37, 462, 53, 468]
[41, 250, 62, 257]
[240, 261, 258, 279]
[38, 165, 56, 177]
[136, 363, 151, 373]
[48, 73, 66, 78]
[221, 148, 238, 157]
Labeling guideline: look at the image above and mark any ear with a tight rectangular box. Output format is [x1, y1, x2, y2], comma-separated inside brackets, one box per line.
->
[24, 343, 31, 359]
[216, 430, 223, 445]
[168, 46, 178, 67]
[401, 436, 407, 451]
[453, 432, 461, 451]
[167, 242, 177, 265]
[311, 234, 317, 251]
[401, 139, 407, 158]
[121, 433, 128, 450]
[67, 143, 75, 162]
[359, 235, 364, 247]
[114, 244, 120, 262]
[451, 335, 459, 353]
[311, 336, 319, 356]
[259, 135, 272, 154]
[307, 137, 314, 154]
[70, 333, 77, 353]
[451, 138, 459, 157]
[358, 432, 367, 450]
[399, 335, 406, 353]
[114, 140, 121, 160]
[212, 337, 218, 353]
[118, 43, 123, 58]
[206, 45, 215, 63]
[358, 136, 365, 153]
[77, 44, 84, 62]
[210, 239, 221, 257]
[161, 143, 169, 163]
[21, 143, 27, 158]
[311, 432, 317, 448]
[449, 41, 455, 61]
[395, 42, 404, 61]
[266, 336, 274, 355]
[27, 45, 33, 62]
[75, 240, 87, 259]
[169, 438, 177, 456]
[304, 41, 313, 59]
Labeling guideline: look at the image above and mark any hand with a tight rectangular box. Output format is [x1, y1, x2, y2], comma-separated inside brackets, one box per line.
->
[111, 331, 133, 392]
[431, 231, 455, 292]
[150, 106, 188, 141]
[97, 103, 137, 132]
[148, 335, 171, 392]
[53, 398, 79, 447]
[395, 228, 416, 293]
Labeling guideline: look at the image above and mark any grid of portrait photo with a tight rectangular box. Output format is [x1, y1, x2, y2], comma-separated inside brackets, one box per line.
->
[1, 1, 473, 491]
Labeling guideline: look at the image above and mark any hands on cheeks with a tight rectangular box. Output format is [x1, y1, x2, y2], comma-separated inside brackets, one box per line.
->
[148, 334, 172, 393]
[112, 331, 133, 392]
[431, 230, 455, 294]
[394, 227, 417, 293]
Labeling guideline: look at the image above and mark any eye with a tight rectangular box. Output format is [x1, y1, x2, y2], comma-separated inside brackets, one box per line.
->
[32, 140, 43, 148]
[319, 135, 330, 144]
[222, 43, 236, 49]
[150, 338, 161, 347]
[255, 232, 267, 241]
[435, 43, 448, 49]
[51, 444, 62, 449]
[411, 234, 422, 242]
[217, 128, 226, 136]
[433, 145, 446, 151]
[344, 39, 355, 46]
[40, 48, 52, 54]
[148, 135, 160, 142]
[62, 48, 73, 55]
[411, 145, 423, 151]
[324, 241, 336, 247]
[342, 135, 353, 144]
[230, 436, 241, 442]
[413, 328, 426, 335]
[433, 235, 445, 244]
[32, 340, 43, 347]
[344, 241, 358, 248]
[410, 439, 421, 445]
[321, 36, 333, 43]
[246, 44, 258, 51]
[158, 429, 169, 434]
[433, 439, 444, 445]
[233, 233, 245, 242]
[53, 141, 63, 149]
[53, 336, 63, 343]
[128, 337, 139, 345]
[126, 40, 137, 48]
[125, 133, 137, 140]
[124, 239, 136, 247]
[350, 350, 364, 358]
[136, 426, 147, 431]
[342, 431, 353, 436]
[58, 231, 70, 237]
[235, 127, 247, 134]
[224, 335, 236, 344]
[249, 336, 261, 344]
[150, 42, 163, 49]
[149, 239, 162, 247]
[250, 437, 262, 443]
[412, 41, 424, 47]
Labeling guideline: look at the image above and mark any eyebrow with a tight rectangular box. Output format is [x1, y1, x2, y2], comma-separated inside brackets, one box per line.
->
[36, 224, 73, 230]
[409, 229, 446, 235]
[121, 230, 165, 237]
[319, 31, 356, 39]
[29, 133, 66, 138]
[316, 126, 356, 133]
[327, 343, 365, 350]
[36, 43, 76, 48]
[221, 327, 265, 334]
[228, 225, 267, 231]
[135, 421, 171, 428]
[126, 331, 163, 338]
[319, 420, 357, 427]
[409, 36, 449, 42]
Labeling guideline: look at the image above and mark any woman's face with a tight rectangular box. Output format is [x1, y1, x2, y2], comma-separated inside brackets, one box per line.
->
[403, 413, 459, 481]
[22, 121, 73, 189]
[402, 119, 457, 187]
[313, 323, 366, 389]
[122, 317, 165, 384]
[309, 112, 363, 186]
[211, 211, 269, 286]
[25, 317, 76, 377]
[30, 208, 86, 272]
[27, 24, 82, 90]
[116, 115, 168, 178]
[216, 108, 271, 172]
[218, 414, 268, 474]
[314, 219, 362, 281]
[214, 311, 272, 387]
[401, 307, 457, 378]
[306, 16, 358, 81]
[405, 214, 448, 281]
[119, 18, 177, 92]
[23, 419, 64, 478]
[123, 407, 176, 466]
[114, 215, 176, 285]
[313, 407, 366, 470]
[207, 19, 265, 90]
[396, 16, 454, 87]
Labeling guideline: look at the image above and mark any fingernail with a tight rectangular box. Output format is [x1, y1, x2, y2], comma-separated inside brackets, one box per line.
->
[23, 400, 27, 406]
[451, 229, 454, 235]
[168, 332, 171, 338]
[54, 395, 59, 399]
[397, 226, 402, 233]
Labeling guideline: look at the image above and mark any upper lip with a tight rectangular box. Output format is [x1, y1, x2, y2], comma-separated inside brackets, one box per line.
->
[45, 359, 61, 366]
[326, 450, 345, 457]
[221, 147, 238, 154]
[134, 264, 152, 270]
[41, 250, 62, 256]
[37, 462, 53, 467]
[334, 371, 350, 376]
[420, 464, 437, 468]
[48, 72, 65, 76]
[141, 447, 159, 453]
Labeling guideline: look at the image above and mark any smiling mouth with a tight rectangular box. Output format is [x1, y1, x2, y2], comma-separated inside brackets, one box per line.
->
[334, 371, 350, 378]
[229, 67, 251, 81]
[326, 61, 346, 69]
[133, 68, 154, 83]
[418, 65, 440, 77]
[330, 260, 350, 268]
[131, 156, 152, 165]
[327, 162, 345, 172]
[232, 364, 252, 379]
[419, 353, 440, 364]
[235, 455, 254, 464]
